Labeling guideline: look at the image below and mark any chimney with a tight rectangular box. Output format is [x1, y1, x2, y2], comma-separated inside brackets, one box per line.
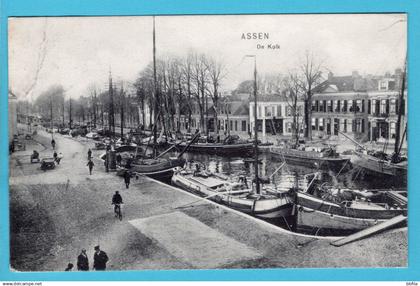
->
[328, 71, 334, 80]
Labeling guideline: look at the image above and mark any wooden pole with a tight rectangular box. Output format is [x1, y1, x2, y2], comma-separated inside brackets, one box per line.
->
[252, 56, 260, 194]
[153, 16, 158, 158]
[393, 58, 406, 161]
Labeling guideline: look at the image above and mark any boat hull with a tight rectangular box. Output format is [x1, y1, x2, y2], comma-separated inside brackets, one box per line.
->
[171, 173, 293, 219]
[294, 191, 406, 231]
[174, 142, 254, 156]
[296, 206, 387, 231]
[129, 158, 185, 181]
[270, 148, 349, 171]
[352, 152, 407, 177]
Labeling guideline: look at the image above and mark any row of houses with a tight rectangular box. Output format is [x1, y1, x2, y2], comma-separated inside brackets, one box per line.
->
[178, 69, 407, 145]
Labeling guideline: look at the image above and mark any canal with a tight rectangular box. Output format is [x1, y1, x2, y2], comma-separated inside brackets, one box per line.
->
[164, 149, 407, 236]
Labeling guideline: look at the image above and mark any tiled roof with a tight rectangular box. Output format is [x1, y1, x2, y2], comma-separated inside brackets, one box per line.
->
[232, 102, 249, 116]
[314, 76, 379, 93]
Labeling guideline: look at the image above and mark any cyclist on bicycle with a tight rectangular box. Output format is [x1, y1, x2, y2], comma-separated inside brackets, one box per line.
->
[111, 191, 123, 217]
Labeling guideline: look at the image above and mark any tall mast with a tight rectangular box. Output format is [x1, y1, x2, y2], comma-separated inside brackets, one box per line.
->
[50, 98, 54, 139]
[393, 58, 406, 161]
[153, 16, 158, 158]
[62, 99, 65, 126]
[93, 90, 97, 129]
[108, 70, 115, 141]
[120, 83, 124, 141]
[69, 97, 72, 129]
[252, 56, 260, 194]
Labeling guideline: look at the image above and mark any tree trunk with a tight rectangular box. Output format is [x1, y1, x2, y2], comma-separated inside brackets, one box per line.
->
[304, 98, 312, 140]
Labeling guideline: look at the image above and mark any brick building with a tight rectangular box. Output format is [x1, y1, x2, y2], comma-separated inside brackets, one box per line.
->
[311, 70, 406, 145]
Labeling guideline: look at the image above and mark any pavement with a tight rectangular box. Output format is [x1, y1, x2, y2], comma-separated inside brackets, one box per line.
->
[9, 126, 408, 271]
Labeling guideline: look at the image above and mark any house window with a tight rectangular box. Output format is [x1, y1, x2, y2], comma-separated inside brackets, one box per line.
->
[361, 119, 365, 133]
[354, 119, 362, 133]
[311, 117, 316, 130]
[380, 81, 388, 90]
[315, 118, 319, 130]
[319, 118, 324, 131]
[368, 100, 371, 114]
[343, 119, 347, 133]
[390, 122, 396, 138]
[230, 120, 233, 130]
[277, 105, 282, 117]
[328, 100, 333, 112]
[390, 99, 396, 114]
[356, 100, 362, 113]
[333, 100, 339, 112]
[265, 106, 272, 117]
[311, 101, 317, 112]
[349, 100, 354, 112]
[235, 121, 238, 131]
[286, 106, 292, 116]
[241, 120, 246, 131]
[323, 100, 327, 112]
[380, 99, 387, 114]
[287, 122, 292, 133]
[343, 100, 348, 112]
[315, 100, 319, 112]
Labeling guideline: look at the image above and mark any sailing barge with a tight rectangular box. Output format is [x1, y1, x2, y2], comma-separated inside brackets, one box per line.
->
[270, 144, 349, 171]
[171, 168, 293, 218]
[172, 141, 254, 156]
[351, 150, 407, 177]
[127, 157, 186, 181]
[292, 188, 407, 232]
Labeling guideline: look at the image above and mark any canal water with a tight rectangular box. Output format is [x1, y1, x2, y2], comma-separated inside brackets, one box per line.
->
[165, 149, 407, 236]
[174, 151, 406, 190]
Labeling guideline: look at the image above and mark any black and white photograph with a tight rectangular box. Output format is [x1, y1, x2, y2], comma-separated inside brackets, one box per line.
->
[8, 14, 407, 271]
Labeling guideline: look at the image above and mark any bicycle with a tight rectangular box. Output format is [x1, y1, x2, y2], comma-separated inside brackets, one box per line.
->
[113, 203, 123, 221]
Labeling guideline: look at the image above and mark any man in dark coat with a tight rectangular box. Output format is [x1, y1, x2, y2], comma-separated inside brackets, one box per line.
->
[112, 191, 123, 215]
[93, 245, 109, 271]
[123, 170, 131, 189]
[77, 249, 89, 271]
[87, 159, 95, 175]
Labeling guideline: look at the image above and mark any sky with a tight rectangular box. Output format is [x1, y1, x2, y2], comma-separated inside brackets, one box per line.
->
[8, 14, 406, 101]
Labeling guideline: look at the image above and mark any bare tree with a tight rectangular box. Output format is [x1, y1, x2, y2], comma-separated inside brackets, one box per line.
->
[299, 51, 325, 140]
[283, 72, 304, 147]
[181, 52, 195, 132]
[205, 56, 226, 136]
[191, 53, 209, 133]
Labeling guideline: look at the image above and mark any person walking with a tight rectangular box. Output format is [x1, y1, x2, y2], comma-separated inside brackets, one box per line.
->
[123, 170, 131, 189]
[87, 159, 95, 175]
[51, 138, 56, 150]
[87, 149, 92, 160]
[77, 249, 89, 271]
[93, 245, 108, 271]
